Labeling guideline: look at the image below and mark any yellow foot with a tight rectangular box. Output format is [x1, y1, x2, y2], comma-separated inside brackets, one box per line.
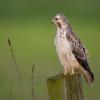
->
[64, 69, 75, 75]
[64, 70, 70, 75]
[70, 69, 75, 75]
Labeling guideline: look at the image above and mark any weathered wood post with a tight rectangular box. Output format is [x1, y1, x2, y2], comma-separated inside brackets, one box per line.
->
[47, 73, 84, 100]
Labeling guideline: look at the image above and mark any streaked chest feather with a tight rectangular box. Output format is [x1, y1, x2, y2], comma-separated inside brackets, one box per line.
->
[55, 29, 76, 64]
[55, 29, 71, 53]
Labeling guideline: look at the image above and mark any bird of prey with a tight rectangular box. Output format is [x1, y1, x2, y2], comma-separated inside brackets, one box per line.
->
[52, 13, 94, 85]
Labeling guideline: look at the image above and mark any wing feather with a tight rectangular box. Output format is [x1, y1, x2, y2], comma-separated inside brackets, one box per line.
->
[66, 25, 94, 81]
[66, 25, 88, 61]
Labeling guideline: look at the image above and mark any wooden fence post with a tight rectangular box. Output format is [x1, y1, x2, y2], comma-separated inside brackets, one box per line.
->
[47, 73, 84, 100]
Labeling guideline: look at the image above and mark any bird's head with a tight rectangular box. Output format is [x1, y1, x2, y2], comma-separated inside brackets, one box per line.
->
[52, 13, 68, 29]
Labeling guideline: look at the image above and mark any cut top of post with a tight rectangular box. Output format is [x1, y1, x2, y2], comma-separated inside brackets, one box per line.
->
[47, 73, 84, 100]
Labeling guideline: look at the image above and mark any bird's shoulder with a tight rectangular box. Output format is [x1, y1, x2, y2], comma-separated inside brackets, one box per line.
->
[66, 25, 89, 60]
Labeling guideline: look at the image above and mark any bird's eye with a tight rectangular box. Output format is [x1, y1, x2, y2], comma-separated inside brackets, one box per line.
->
[55, 18, 58, 21]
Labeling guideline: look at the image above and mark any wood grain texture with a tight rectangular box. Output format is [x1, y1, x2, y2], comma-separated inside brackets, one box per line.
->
[47, 73, 84, 100]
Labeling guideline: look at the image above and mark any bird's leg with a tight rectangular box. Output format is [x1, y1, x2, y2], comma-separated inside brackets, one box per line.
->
[70, 60, 79, 75]
[70, 68, 75, 75]
[64, 65, 75, 75]
[64, 70, 67, 75]
[63, 66, 67, 75]
[64, 64, 70, 75]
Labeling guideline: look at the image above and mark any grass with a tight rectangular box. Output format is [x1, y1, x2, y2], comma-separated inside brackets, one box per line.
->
[31, 65, 35, 99]
[8, 38, 24, 100]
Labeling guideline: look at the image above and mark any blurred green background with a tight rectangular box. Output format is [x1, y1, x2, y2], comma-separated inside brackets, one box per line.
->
[0, 0, 100, 100]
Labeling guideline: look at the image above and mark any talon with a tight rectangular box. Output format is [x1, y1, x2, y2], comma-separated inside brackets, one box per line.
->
[71, 69, 75, 75]
[64, 70, 67, 75]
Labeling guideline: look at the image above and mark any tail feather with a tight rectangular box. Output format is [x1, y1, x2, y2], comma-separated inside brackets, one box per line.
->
[76, 58, 94, 85]
[81, 60, 94, 83]
[83, 70, 94, 85]
[81, 62, 94, 85]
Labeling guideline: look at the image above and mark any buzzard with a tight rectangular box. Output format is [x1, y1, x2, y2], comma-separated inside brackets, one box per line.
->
[52, 13, 94, 85]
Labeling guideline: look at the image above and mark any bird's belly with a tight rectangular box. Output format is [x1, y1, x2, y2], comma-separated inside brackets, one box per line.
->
[55, 36, 70, 52]
[55, 37, 78, 67]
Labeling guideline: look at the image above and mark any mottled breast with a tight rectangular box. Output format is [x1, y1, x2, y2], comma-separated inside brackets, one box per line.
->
[55, 28, 78, 67]
[55, 29, 71, 53]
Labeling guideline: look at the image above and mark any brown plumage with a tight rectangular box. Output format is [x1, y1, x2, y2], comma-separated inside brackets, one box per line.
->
[52, 13, 94, 85]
